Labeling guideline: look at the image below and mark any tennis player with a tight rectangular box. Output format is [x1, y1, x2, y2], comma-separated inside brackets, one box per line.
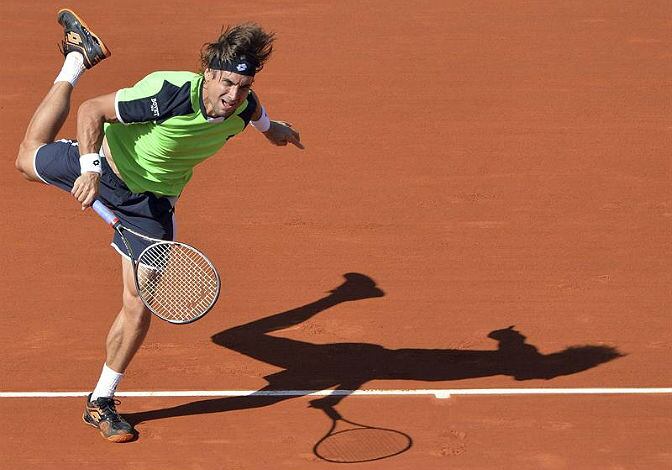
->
[15, 9, 302, 442]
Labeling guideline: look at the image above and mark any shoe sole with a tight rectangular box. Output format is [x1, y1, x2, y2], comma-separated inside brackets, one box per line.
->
[82, 412, 134, 443]
[57, 8, 111, 65]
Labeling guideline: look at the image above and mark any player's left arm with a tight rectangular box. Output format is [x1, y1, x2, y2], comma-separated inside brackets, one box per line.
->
[249, 91, 304, 150]
[72, 92, 119, 210]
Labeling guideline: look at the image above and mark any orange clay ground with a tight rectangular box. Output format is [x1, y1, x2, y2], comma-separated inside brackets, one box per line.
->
[0, 1, 670, 468]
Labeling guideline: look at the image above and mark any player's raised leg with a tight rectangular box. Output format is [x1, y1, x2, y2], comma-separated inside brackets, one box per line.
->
[15, 9, 110, 182]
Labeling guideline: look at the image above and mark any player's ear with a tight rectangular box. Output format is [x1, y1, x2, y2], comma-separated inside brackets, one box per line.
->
[204, 68, 214, 81]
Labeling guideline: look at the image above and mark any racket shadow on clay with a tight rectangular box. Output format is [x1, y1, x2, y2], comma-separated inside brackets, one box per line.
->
[309, 400, 413, 463]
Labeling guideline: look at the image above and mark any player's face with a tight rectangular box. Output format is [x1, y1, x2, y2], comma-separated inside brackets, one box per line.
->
[203, 69, 254, 118]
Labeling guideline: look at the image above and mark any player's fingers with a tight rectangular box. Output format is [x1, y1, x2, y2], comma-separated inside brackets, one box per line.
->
[288, 133, 305, 150]
[81, 190, 96, 210]
[76, 182, 92, 202]
[289, 139, 304, 150]
[72, 182, 83, 199]
[71, 179, 80, 196]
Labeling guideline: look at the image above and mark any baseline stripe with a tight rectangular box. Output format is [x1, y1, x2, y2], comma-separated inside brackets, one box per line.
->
[0, 388, 671, 399]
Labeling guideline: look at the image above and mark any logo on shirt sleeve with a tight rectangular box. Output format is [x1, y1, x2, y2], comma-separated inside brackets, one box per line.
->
[150, 98, 160, 118]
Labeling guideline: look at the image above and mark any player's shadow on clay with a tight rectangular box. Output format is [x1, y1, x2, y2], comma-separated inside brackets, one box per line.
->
[126, 273, 623, 426]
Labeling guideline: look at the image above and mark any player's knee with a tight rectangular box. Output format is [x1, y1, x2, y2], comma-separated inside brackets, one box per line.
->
[15, 141, 40, 181]
[122, 290, 151, 322]
[15, 145, 30, 177]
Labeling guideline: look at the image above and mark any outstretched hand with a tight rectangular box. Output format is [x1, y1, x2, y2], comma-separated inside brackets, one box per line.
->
[263, 120, 304, 149]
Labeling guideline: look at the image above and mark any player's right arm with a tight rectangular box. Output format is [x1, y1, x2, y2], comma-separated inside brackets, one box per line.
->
[72, 92, 118, 210]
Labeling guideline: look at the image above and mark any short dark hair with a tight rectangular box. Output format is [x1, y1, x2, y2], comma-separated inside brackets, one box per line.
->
[200, 23, 275, 74]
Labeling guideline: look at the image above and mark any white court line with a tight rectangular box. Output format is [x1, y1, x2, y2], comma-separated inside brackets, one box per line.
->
[0, 388, 671, 399]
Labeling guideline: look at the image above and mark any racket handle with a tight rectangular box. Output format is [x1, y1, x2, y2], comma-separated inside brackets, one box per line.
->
[310, 401, 342, 420]
[92, 200, 120, 226]
[324, 406, 342, 421]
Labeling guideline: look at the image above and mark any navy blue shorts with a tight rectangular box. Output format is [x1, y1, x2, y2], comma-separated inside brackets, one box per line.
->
[34, 139, 177, 259]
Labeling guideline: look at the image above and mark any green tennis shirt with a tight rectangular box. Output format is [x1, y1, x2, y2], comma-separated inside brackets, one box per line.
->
[104, 71, 258, 196]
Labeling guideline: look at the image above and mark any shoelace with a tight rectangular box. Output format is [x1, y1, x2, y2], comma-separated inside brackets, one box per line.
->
[95, 398, 124, 423]
[78, 27, 100, 46]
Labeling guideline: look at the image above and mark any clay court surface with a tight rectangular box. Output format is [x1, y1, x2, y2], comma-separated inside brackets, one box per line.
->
[1, 1, 670, 468]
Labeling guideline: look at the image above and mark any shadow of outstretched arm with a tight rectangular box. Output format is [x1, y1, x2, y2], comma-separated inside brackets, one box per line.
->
[127, 275, 623, 427]
[212, 273, 384, 371]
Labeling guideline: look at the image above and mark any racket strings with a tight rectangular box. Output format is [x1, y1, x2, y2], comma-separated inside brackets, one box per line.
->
[136, 243, 219, 322]
[316, 428, 412, 463]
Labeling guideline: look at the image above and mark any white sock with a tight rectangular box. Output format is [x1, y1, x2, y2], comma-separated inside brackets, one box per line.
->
[54, 52, 86, 86]
[90, 363, 124, 401]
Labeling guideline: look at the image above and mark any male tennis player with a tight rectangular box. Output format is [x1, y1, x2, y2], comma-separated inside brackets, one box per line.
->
[15, 9, 302, 442]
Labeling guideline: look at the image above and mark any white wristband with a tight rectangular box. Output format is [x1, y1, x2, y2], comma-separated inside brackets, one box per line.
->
[80, 152, 102, 174]
[250, 106, 271, 133]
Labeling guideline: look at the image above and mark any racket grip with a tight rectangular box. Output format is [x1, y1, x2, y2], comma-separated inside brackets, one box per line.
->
[92, 200, 119, 226]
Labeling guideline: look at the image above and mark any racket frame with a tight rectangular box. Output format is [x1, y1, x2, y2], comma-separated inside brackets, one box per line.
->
[92, 200, 221, 324]
[313, 406, 413, 463]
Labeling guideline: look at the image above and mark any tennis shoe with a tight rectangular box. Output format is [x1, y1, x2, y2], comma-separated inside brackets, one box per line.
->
[57, 9, 110, 69]
[83, 394, 135, 442]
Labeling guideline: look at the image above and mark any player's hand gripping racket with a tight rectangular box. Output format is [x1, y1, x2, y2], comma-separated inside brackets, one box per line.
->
[92, 200, 221, 324]
[311, 403, 413, 463]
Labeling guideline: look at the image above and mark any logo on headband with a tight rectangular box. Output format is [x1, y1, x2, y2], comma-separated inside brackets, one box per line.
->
[209, 54, 259, 76]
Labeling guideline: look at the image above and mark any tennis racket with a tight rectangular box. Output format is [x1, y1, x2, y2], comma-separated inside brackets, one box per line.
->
[312, 405, 413, 463]
[92, 200, 221, 324]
